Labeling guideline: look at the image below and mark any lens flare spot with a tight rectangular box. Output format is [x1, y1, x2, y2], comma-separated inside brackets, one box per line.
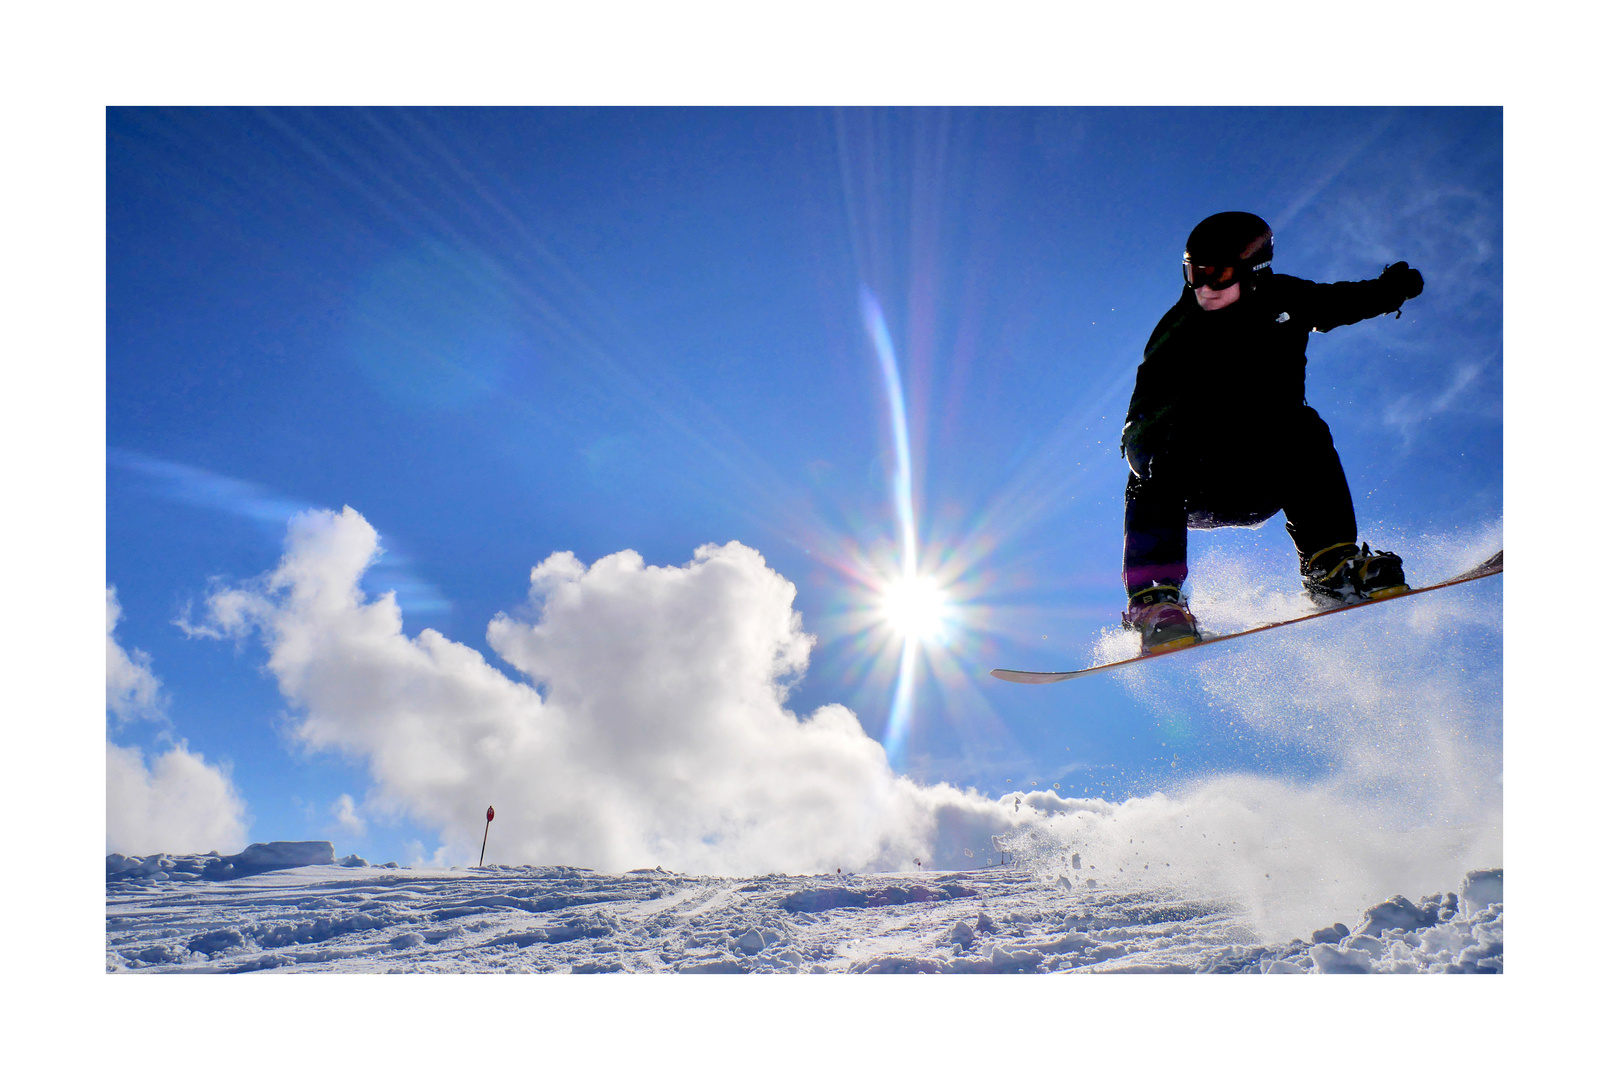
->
[880, 574, 951, 642]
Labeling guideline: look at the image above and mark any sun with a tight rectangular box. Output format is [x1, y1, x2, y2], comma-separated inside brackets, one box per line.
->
[879, 573, 952, 642]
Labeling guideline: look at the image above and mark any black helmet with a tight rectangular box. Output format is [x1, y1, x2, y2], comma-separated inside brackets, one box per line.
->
[1183, 211, 1273, 291]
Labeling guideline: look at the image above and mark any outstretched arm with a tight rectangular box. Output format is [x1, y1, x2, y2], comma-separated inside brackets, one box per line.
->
[1306, 262, 1424, 332]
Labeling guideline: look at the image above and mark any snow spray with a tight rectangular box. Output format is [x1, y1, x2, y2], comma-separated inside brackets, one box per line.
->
[1010, 530, 1503, 941]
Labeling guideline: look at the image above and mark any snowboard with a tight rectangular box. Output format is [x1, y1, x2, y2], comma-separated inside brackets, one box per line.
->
[989, 550, 1502, 685]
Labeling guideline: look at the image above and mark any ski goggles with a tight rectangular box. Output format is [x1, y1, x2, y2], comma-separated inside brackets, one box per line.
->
[1183, 259, 1238, 289]
[1183, 255, 1271, 290]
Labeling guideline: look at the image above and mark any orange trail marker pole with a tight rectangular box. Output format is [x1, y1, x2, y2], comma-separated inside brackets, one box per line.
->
[479, 806, 495, 867]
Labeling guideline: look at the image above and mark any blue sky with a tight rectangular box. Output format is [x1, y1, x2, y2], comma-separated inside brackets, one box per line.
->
[105, 107, 1503, 866]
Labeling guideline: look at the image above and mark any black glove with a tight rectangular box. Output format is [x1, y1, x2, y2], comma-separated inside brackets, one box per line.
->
[1380, 261, 1424, 307]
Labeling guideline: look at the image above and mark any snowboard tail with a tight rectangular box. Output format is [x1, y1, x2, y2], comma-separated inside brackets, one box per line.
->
[990, 550, 1502, 685]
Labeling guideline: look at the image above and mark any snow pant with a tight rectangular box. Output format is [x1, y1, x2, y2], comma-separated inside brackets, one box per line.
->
[1122, 406, 1357, 595]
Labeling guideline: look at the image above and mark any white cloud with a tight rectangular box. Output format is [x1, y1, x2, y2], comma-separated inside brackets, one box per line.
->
[106, 586, 251, 855]
[1382, 356, 1494, 444]
[106, 741, 250, 856]
[194, 507, 1017, 874]
[332, 793, 367, 837]
[106, 586, 163, 723]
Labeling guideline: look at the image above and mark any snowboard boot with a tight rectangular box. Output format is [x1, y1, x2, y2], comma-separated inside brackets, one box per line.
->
[1122, 584, 1202, 655]
[1302, 542, 1410, 606]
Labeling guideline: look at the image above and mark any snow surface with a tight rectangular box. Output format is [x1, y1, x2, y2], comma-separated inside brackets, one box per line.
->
[106, 848, 1501, 973]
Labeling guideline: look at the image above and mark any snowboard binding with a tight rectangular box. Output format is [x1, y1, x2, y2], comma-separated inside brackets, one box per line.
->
[1122, 584, 1203, 655]
[1303, 542, 1410, 606]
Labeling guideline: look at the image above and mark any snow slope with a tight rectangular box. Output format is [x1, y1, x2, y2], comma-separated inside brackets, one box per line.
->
[106, 847, 1501, 974]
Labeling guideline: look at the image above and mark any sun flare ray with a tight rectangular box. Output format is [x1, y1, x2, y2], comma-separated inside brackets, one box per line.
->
[860, 287, 964, 761]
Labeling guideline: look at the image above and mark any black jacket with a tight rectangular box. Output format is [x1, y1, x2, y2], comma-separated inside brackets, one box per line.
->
[1121, 272, 1409, 462]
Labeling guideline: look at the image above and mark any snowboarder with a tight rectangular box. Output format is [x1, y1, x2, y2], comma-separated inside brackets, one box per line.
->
[1119, 211, 1424, 654]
